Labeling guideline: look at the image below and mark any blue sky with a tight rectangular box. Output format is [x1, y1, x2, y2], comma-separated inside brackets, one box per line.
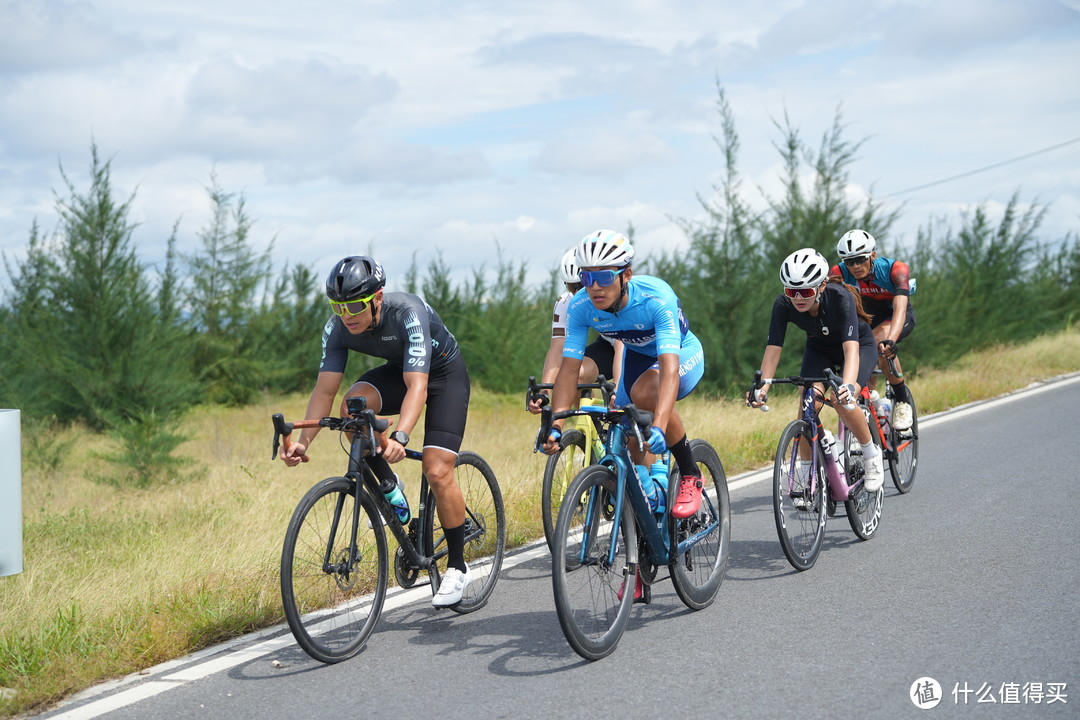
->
[1, 0, 1078, 291]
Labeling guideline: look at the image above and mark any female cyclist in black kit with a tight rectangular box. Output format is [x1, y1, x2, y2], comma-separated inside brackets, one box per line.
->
[747, 248, 885, 493]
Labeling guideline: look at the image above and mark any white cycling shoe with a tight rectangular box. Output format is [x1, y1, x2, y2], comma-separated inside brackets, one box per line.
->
[432, 565, 472, 608]
[863, 452, 885, 493]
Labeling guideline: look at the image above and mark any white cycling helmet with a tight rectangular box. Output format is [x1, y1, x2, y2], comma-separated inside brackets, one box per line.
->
[575, 229, 634, 269]
[779, 248, 829, 289]
[559, 247, 579, 285]
[836, 229, 877, 258]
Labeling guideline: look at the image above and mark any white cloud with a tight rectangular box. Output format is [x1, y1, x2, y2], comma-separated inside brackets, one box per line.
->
[534, 132, 675, 176]
[1, 0, 1078, 294]
[0, 0, 150, 72]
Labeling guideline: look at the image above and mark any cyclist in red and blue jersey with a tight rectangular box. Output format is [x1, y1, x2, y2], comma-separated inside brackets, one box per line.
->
[829, 229, 915, 430]
[748, 248, 885, 493]
[279, 255, 474, 608]
[540, 230, 707, 524]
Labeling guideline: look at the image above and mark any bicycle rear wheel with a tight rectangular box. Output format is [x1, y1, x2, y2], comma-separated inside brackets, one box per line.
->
[842, 411, 883, 540]
[281, 476, 387, 663]
[542, 428, 589, 552]
[668, 439, 730, 610]
[552, 465, 636, 661]
[423, 451, 506, 614]
[888, 390, 919, 494]
[773, 421, 827, 571]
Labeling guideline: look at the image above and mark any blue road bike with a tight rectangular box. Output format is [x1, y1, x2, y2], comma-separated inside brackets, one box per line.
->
[537, 394, 730, 660]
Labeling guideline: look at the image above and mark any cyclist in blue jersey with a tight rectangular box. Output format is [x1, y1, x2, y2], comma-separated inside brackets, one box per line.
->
[279, 255, 474, 608]
[528, 246, 623, 413]
[747, 248, 885, 493]
[829, 229, 916, 430]
[540, 230, 707, 531]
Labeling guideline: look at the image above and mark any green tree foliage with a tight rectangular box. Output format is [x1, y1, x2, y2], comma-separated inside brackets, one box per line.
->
[650, 85, 900, 393]
[5, 95, 1080, 473]
[904, 194, 1065, 367]
[405, 251, 551, 395]
[181, 177, 273, 404]
[1, 145, 195, 486]
[249, 263, 328, 394]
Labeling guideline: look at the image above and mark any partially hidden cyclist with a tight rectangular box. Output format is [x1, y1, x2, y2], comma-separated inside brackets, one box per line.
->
[829, 229, 916, 430]
[528, 246, 624, 413]
[540, 229, 706, 598]
[279, 255, 474, 608]
[747, 248, 885, 493]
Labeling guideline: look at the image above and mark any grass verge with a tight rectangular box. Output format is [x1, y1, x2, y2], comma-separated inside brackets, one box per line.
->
[2, 327, 1078, 717]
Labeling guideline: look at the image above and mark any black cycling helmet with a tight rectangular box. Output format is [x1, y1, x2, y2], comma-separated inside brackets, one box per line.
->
[325, 256, 386, 301]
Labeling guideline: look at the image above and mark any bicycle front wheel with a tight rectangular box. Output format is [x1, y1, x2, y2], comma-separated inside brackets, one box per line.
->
[542, 428, 589, 552]
[281, 476, 388, 663]
[842, 410, 883, 540]
[773, 421, 827, 571]
[889, 392, 919, 494]
[423, 451, 506, 614]
[668, 439, 730, 610]
[552, 465, 636, 661]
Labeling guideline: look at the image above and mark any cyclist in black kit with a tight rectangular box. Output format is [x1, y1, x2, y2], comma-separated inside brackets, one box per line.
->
[747, 248, 885, 493]
[280, 255, 474, 607]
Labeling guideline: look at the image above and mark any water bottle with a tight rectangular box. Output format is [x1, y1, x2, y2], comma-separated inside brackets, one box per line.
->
[878, 395, 893, 421]
[649, 461, 668, 516]
[869, 389, 883, 416]
[635, 465, 661, 513]
[381, 473, 411, 524]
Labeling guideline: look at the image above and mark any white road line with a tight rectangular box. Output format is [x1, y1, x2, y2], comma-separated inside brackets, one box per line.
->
[45, 370, 1079, 719]
[46, 682, 180, 720]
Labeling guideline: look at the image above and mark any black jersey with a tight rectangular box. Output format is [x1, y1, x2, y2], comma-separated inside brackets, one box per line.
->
[319, 292, 460, 374]
[766, 284, 874, 348]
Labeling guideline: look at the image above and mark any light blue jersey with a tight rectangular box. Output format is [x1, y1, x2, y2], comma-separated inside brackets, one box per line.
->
[563, 275, 703, 406]
[563, 275, 689, 358]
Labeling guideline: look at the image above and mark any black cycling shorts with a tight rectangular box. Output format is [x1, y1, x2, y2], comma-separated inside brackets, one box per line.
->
[355, 352, 470, 453]
[870, 304, 916, 341]
[584, 338, 616, 382]
[801, 340, 877, 390]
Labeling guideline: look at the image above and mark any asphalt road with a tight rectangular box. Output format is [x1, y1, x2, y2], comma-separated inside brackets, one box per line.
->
[38, 375, 1080, 720]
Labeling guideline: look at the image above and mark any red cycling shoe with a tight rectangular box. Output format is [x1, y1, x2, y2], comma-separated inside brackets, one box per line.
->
[671, 475, 704, 518]
[616, 568, 650, 604]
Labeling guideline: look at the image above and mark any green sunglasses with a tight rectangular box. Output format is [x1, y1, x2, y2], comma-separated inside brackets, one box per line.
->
[329, 293, 377, 316]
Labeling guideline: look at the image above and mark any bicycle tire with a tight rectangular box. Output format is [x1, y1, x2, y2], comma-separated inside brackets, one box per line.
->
[280, 476, 388, 663]
[542, 428, 589, 552]
[668, 439, 730, 610]
[773, 421, 827, 571]
[888, 390, 919, 494]
[423, 451, 506, 614]
[552, 465, 636, 661]
[842, 410, 883, 540]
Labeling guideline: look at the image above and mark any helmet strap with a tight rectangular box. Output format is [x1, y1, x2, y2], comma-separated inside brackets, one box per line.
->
[364, 291, 384, 332]
[603, 272, 629, 314]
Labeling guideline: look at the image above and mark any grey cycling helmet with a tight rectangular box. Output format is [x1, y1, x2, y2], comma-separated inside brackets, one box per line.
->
[325, 255, 386, 301]
[779, 248, 829, 289]
[559, 247, 580, 285]
[575, 229, 634, 269]
[836, 229, 877, 258]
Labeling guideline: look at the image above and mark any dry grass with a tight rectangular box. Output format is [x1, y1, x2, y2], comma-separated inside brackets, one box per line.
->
[2, 327, 1078, 717]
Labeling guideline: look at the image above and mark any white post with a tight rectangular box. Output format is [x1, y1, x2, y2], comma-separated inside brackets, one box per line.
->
[0, 409, 22, 577]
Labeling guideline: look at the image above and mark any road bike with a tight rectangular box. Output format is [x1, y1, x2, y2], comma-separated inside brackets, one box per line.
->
[526, 376, 609, 551]
[864, 355, 919, 493]
[749, 368, 883, 572]
[537, 400, 730, 660]
[271, 397, 506, 663]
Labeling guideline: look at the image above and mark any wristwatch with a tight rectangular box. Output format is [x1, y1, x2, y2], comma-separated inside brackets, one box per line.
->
[390, 430, 410, 447]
